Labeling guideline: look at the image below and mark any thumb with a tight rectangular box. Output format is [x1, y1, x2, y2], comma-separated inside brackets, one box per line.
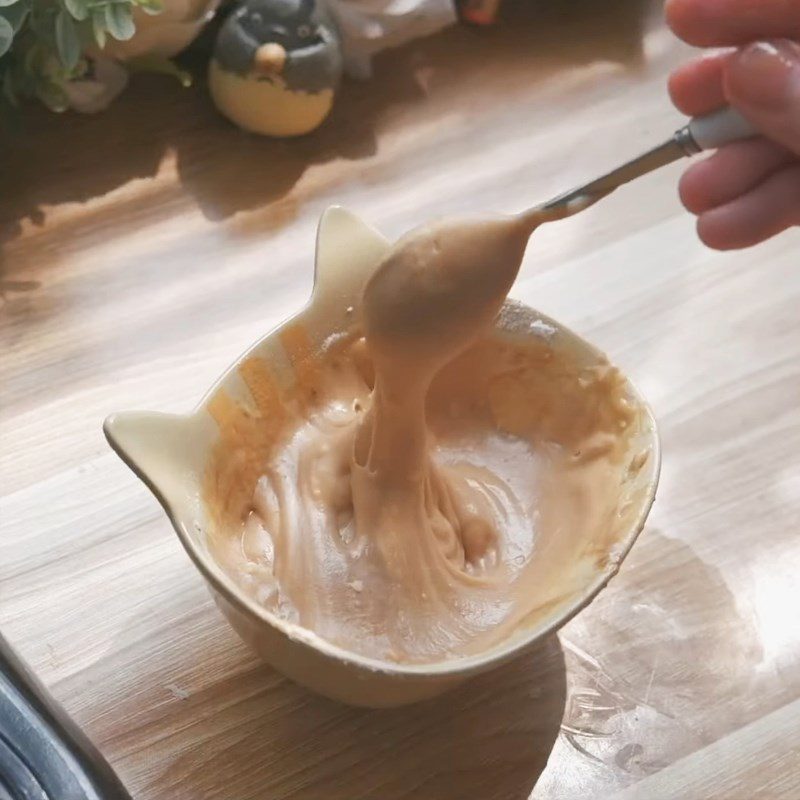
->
[724, 40, 800, 157]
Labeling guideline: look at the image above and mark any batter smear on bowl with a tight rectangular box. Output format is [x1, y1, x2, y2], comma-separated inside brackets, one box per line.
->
[205, 211, 645, 663]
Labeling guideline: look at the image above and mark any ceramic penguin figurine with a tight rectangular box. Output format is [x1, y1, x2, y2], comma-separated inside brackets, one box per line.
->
[209, 0, 342, 137]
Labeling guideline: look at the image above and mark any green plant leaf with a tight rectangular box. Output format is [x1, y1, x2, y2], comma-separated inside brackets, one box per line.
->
[135, 0, 161, 16]
[0, 0, 19, 8]
[104, 2, 134, 41]
[1, 2, 29, 33]
[75, 17, 94, 47]
[23, 40, 41, 74]
[64, 0, 89, 22]
[29, 7, 55, 42]
[36, 79, 69, 111]
[55, 9, 80, 70]
[0, 16, 13, 56]
[91, 8, 105, 47]
[2, 66, 18, 106]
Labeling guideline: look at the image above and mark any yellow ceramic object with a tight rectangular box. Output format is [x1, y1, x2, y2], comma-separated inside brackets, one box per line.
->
[104, 207, 660, 707]
[209, 60, 335, 137]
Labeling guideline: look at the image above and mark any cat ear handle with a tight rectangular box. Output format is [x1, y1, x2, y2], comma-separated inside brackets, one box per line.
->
[103, 411, 207, 525]
[310, 206, 390, 318]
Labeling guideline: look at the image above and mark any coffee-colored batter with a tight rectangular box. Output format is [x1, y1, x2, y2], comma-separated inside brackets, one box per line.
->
[206, 210, 641, 663]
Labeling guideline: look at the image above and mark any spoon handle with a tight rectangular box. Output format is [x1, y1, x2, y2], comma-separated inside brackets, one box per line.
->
[683, 106, 759, 153]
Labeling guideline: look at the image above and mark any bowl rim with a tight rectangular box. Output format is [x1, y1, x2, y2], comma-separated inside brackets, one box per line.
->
[105, 299, 661, 681]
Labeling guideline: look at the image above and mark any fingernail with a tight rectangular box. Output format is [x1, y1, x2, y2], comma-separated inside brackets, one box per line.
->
[727, 40, 800, 109]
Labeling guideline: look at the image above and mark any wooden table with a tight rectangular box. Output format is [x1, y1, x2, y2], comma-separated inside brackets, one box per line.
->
[2, 1, 799, 797]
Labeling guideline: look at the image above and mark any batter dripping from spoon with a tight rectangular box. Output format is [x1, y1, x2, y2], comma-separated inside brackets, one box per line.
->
[207, 205, 637, 663]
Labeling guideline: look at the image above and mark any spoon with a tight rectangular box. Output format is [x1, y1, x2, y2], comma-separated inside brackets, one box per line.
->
[362, 106, 759, 375]
[528, 106, 759, 220]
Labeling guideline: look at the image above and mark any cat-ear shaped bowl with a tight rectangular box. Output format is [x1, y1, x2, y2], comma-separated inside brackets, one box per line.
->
[105, 207, 660, 707]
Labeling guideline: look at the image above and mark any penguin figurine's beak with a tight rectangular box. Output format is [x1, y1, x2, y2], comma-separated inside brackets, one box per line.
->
[254, 42, 287, 75]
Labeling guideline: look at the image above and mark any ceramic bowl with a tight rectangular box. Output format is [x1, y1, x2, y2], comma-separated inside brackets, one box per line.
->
[105, 207, 660, 708]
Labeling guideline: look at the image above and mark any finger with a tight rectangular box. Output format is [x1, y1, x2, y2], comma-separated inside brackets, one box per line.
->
[723, 40, 800, 157]
[668, 50, 734, 116]
[696, 164, 800, 249]
[679, 138, 794, 213]
[666, 0, 800, 48]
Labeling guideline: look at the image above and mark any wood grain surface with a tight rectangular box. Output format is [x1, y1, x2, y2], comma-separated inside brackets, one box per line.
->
[2, 1, 799, 798]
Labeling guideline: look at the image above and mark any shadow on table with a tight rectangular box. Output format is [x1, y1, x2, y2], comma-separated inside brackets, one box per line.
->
[0, 0, 657, 272]
[147, 634, 567, 800]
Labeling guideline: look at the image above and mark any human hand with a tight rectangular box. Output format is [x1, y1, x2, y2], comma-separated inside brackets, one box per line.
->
[666, 0, 800, 249]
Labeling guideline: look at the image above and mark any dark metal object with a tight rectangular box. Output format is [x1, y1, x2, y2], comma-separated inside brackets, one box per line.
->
[0, 634, 131, 800]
